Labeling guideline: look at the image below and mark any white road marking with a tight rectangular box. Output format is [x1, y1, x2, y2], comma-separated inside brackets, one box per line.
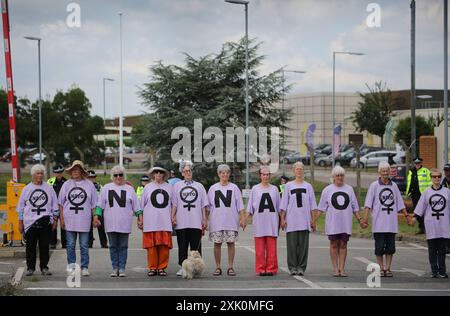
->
[11, 267, 24, 286]
[0, 262, 15, 265]
[23, 286, 450, 293]
[354, 257, 425, 276]
[407, 243, 428, 250]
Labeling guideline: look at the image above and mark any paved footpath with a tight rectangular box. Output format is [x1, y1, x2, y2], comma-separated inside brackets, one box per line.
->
[10, 222, 450, 296]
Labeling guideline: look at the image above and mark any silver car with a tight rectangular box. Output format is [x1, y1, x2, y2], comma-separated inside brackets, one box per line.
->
[350, 150, 402, 168]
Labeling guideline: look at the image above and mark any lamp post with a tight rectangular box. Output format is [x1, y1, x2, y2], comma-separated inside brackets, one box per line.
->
[444, 0, 449, 164]
[281, 67, 306, 174]
[332, 51, 364, 167]
[103, 78, 114, 175]
[24, 36, 42, 164]
[119, 12, 124, 167]
[225, 0, 250, 190]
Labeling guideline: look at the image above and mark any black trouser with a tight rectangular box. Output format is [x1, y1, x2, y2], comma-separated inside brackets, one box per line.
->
[427, 238, 447, 275]
[50, 224, 66, 247]
[176, 228, 202, 266]
[25, 225, 51, 271]
[89, 216, 108, 248]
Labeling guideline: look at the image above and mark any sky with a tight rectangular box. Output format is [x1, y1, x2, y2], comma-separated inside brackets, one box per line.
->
[0, 0, 448, 118]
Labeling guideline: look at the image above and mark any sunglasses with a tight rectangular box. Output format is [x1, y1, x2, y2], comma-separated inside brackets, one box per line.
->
[113, 174, 124, 178]
[154, 170, 164, 174]
[432, 175, 442, 179]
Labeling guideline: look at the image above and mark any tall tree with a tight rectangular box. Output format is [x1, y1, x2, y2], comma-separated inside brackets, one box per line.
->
[133, 38, 290, 188]
[394, 116, 434, 154]
[352, 81, 398, 147]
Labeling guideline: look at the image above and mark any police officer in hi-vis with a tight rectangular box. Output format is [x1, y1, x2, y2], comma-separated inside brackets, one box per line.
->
[47, 164, 67, 249]
[406, 157, 432, 234]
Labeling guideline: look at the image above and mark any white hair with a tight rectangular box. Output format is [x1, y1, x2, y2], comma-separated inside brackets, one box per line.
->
[378, 161, 391, 173]
[30, 164, 46, 177]
[110, 165, 127, 181]
[217, 164, 231, 175]
[259, 165, 271, 174]
[179, 160, 194, 173]
[293, 161, 305, 171]
[331, 165, 346, 178]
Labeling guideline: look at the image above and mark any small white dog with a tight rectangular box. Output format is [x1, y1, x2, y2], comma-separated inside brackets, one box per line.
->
[182, 250, 205, 279]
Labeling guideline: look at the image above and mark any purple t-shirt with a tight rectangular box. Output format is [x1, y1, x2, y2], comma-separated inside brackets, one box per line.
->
[97, 183, 140, 234]
[318, 184, 360, 236]
[414, 186, 450, 240]
[141, 182, 173, 232]
[247, 184, 280, 237]
[207, 182, 244, 233]
[17, 183, 59, 233]
[280, 181, 317, 233]
[59, 179, 98, 233]
[364, 179, 406, 233]
[172, 180, 208, 230]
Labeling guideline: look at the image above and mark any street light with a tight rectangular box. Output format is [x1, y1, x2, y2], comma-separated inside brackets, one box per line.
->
[281, 67, 306, 174]
[119, 12, 124, 167]
[103, 78, 114, 175]
[225, 0, 250, 190]
[332, 51, 365, 167]
[24, 36, 43, 164]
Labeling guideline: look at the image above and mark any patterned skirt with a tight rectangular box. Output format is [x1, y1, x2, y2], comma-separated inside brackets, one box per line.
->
[209, 230, 239, 243]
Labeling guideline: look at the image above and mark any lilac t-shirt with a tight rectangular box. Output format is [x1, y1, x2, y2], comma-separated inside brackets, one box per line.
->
[59, 179, 98, 233]
[17, 183, 59, 233]
[172, 180, 208, 230]
[364, 179, 406, 233]
[141, 182, 173, 232]
[208, 182, 244, 233]
[280, 181, 317, 233]
[414, 186, 450, 240]
[247, 184, 280, 237]
[97, 183, 140, 234]
[318, 184, 360, 236]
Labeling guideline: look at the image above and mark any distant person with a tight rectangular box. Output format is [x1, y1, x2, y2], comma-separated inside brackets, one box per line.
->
[136, 175, 150, 200]
[279, 175, 289, 196]
[315, 166, 367, 277]
[168, 170, 182, 186]
[87, 170, 108, 248]
[406, 157, 431, 234]
[18, 164, 59, 276]
[413, 168, 450, 278]
[363, 162, 411, 277]
[47, 164, 67, 249]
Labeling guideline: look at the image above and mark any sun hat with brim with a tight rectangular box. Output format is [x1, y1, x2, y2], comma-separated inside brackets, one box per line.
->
[149, 166, 170, 181]
[65, 160, 88, 176]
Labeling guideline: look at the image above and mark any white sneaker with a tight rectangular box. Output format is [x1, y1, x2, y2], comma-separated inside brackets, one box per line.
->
[81, 268, 90, 277]
[119, 270, 126, 277]
[176, 268, 183, 276]
[66, 263, 75, 272]
[110, 269, 118, 277]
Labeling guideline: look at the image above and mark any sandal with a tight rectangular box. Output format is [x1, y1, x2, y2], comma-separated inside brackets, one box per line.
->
[380, 270, 386, 277]
[339, 271, 348, 277]
[385, 270, 393, 277]
[332, 271, 340, 277]
[227, 268, 236, 276]
[147, 269, 157, 277]
[213, 268, 222, 276]
[158, 269, 167, 276]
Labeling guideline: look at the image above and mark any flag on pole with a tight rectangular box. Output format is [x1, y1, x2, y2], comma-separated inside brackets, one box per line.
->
[306, 123, 316, 149]
[333, 125, 342, 157]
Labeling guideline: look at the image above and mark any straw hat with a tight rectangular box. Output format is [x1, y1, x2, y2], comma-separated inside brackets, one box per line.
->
[65, 160, 88, 176]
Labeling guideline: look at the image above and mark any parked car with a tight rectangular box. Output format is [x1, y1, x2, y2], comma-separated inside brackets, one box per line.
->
[335, 148, 356, 167]
[32, 153, 47, 163]
[390, 164, 407, 193]
[350, 150, 399, 168]
[1, 151, 11, 162]
[105, 156, 132, 164]
[317, 145, 332, 156]
[315, 154, 332, 167]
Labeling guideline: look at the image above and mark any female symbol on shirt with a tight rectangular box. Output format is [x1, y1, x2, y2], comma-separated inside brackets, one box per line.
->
[180, 186, 198, 211]
[68, 187, 87, 214]
[429, 194, 446, 220]
[379, 188, 395, 215]
[29, 189, 48, 215]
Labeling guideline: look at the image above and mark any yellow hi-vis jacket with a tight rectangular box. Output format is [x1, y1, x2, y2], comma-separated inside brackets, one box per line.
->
[406, 167, 432, 196]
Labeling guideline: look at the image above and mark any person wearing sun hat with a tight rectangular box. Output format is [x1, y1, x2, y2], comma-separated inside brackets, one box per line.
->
[140, 165, 174, 277]
[58, 160, 98, 277]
